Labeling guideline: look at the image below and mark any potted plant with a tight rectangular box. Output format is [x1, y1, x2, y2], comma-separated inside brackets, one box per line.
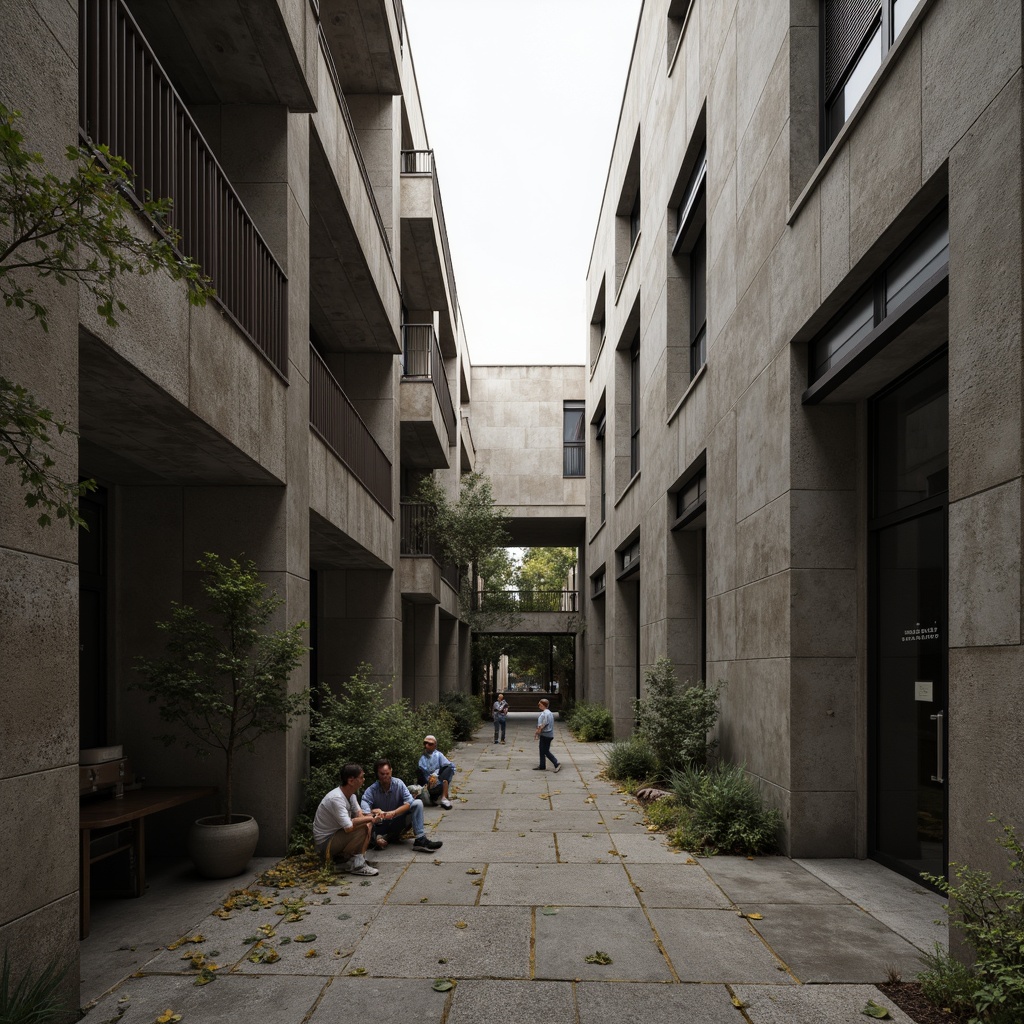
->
[136, 553, 309, 878]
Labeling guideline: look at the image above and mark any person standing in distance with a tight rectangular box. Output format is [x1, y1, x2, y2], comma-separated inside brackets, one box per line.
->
[492, 692, 509, 744]
[533, 698, 560, 772]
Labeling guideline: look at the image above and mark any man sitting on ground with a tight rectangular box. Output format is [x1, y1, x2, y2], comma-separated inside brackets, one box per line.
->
[360, 757, 442, 852]
[417, 735, 455, 809]
[312, 763, 379, 875]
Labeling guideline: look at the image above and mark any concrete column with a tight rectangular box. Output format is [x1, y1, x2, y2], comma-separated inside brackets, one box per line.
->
[438, 613, 459, 693]
[403, 602, 439, 705]
[607, 579, 640, 735]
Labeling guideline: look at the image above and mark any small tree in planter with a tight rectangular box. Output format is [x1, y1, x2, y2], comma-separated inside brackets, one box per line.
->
[135, 553, 309, 875]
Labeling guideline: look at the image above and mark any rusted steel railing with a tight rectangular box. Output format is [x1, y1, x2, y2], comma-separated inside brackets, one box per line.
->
[309, 346, 393, 515]
[79, 0, 288, 377]
[402, 324, 456, 445]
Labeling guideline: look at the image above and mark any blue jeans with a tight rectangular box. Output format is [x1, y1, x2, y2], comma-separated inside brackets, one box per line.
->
[494, 717, 506, 741]
[372, 797, 425, 841]
[539, 734, 558, 769]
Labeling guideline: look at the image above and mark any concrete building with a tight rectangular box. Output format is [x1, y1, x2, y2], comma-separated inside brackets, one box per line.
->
[0, 0, 488, 986]
[585, 0, 1023, 890]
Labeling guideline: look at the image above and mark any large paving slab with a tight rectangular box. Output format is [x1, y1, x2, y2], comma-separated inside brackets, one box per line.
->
[420, 831, 559, 863]
[426, 809, 499, 832]
[346, 905, 533, 979]
[448, 979, 576, 1024]
[575, 980, 743, 1023]
[733, 983, 918, 1023]
[533, 907, 673, 982]
[310, 977, 449, 1023]
[386, 861, 487, 905]
[699, 855, 852, 904]
[608, 833, 689, 863]
[625, 862, 735, 909]
[81, 973, 327, 1023]
[744, 904, 929, 983]
[648, 907, 794, 983]
[479, 862, 639, 907]
[496, 809, 612, 832]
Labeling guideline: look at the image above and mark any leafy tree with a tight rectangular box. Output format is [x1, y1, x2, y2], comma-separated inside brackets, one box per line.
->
[134, 554, 309, 824]
[516, 546, 578, 610]
[414, 472, 515, 625]
[0, 103, 211, 527]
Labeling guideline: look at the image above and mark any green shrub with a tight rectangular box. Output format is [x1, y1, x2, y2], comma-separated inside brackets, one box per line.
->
[669, 762, 781, 855]
[0, 952, 67, 1023]
[566, 700, 613, 742]
[604, 737, 658, 783]
[440, 691, 483, 742]
[644, 795, 688, 838]
[919, 818, 1024, 1024]
[634, 657, 722, 775]
[918, 945, 977, 1022]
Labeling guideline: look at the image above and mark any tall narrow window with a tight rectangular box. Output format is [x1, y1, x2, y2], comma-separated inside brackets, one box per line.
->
[563, 401, 585, 477]
[630, 337, 641, 477]
[690, 227, 707, 377]
[673, 140, 707, 384]
[629, 190, 641, 249]
[596, 414, 607, 522]
[823, 0, 917, 148]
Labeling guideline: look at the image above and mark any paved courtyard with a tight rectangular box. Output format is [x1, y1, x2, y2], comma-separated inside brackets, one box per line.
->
[80, 714, 947, 1023]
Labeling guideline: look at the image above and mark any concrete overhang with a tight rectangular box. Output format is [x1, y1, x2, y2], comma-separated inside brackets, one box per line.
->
[318, 0, 403, 95]
[125, 0, 316, 109]
[488, 611, 579, 635]
[400, 174, 455, 355]
[309, 128, 401, 354]
[439, 577, 460, 619]
[309, 509, 391, 570]
[309, 433, 395, 566]
[401, 555, 440, 603]
[400, 381, 451, 469]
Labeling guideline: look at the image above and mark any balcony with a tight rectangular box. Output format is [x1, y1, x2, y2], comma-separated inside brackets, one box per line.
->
[400, 501, 460, 604]
[400, 324, 456, 469]
[401, 150, 458, 354]
[309, 345, 392, 514]
[80, 0, 288, 377]
[473, 589, 581, 635]
[317, 0, 404, 94]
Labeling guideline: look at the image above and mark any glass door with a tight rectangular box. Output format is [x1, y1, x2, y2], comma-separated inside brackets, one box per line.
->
[872, 509, 946, 880]
[869, 351, 948, 884]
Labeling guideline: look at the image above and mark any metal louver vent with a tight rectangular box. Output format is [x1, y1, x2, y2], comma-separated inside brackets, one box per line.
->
[824, 0, 881, 97]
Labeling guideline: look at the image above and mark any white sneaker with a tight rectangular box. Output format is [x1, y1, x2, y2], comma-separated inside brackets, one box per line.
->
[554, 763, 561, 774]
[440, 798, 453, 810]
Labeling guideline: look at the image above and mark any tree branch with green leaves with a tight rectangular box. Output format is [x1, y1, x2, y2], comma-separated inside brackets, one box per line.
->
[0, 103, 213, 527]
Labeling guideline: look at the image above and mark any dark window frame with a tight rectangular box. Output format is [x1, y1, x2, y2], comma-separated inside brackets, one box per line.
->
[563, 400, 586, 478]
[629, 337, 641, 477]
[673, 141, 708, 381]
[596, 413, 607, 523]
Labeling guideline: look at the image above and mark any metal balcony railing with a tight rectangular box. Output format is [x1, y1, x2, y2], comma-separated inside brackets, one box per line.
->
[400, 149, 458, 319]
[316, 22, 393, 263]
[402, 324, 456, 446]
[309, 346, 393, 514]
[475, 590, 580, 613]
[79, 0, 288, 377]
[400, 502, 460, 591]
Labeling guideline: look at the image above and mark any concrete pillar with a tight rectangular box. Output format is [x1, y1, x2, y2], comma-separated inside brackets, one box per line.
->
[439, 613, 459, 693]
[403, 602, 439, 705]
[607, 579, 640, 735]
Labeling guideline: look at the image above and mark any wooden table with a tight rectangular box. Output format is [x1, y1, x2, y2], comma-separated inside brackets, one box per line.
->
[79, 786, 215, 939]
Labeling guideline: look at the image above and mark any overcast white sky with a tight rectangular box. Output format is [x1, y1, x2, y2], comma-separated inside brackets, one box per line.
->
[403, 0, 641, 366]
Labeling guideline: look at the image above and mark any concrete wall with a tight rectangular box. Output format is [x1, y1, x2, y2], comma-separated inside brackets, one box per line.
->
[585, 0, 1024, 876]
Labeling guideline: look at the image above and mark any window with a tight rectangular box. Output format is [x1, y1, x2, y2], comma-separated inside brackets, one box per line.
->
[616, 133, 642, 286]
[590, 278, 607, 372]
[674, 467, 707, 527]
[808, 205, 948, 389]
[596, 413, 607, 522]
[629, 337, 640, 477]
[629, 190, 641, 249]
[823, 0, 918, 148]
[667, 0, 696, 69]
[563, 401, 585, 477]
[619, 536, 640, 578]
[592, 569, 606, 598]
[672, 140, 708, 384]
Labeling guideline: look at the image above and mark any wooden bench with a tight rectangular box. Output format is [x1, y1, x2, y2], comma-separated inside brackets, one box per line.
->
[79, 786, 215, 939]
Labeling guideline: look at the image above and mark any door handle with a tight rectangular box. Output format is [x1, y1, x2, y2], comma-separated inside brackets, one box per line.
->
[930, 710, 945, 783]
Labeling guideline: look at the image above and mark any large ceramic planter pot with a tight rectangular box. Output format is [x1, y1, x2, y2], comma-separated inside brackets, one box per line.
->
[188, 814, 259, 878]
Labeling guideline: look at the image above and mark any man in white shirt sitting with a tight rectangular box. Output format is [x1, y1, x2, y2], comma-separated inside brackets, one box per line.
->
[312, 763, 379, 875]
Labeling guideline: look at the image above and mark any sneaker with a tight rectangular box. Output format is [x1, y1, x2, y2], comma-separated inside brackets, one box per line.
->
[532, 766, 545, 771]
[440, 798, 453, 810]
[347, 862, 379, 876]
[553, 763, 561, 773]
[501, 739, 506, 744]
[413, 835, 443, 851]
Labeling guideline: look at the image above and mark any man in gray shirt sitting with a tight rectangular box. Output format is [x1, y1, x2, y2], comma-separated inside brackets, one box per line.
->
[360, 758, 442, 852]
